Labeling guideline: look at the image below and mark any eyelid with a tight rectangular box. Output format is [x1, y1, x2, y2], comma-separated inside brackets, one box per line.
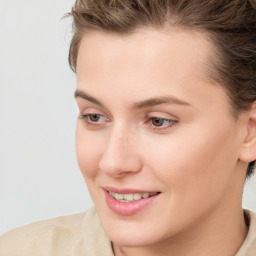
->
[80, 113, 110, 122]
[147, 117, 178, 131]
[145, 112, 179, 131]
[78, 107, 111, 128]
[79, 109, 178, 131]
[147, 111, 178, 120]
[79, 114, 110, 129]
[81, 108, 110, 118]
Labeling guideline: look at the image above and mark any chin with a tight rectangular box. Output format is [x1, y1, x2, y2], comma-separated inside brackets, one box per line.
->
[110, 232, 158, 248]
[101, 218, 166, 247]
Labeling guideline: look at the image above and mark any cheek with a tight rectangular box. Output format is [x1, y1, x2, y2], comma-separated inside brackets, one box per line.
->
[76, 123, 102, 179]
[141, 122, 239, 224]
[147, 121, 238, 197]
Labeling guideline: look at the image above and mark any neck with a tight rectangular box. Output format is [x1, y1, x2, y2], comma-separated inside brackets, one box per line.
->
[113, 206, 248, 256]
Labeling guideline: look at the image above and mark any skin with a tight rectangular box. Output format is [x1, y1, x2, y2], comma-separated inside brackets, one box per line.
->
[75, 28, 256, 256]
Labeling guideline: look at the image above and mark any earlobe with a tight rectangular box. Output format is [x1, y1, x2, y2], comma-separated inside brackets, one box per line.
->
[239, 102, 256, 163]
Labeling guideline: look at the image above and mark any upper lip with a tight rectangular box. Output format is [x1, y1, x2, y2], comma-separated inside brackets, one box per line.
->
[103, 186, 161, 194]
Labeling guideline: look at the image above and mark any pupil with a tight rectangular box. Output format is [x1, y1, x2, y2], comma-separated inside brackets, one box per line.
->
[152, 118, 164, 127]
[90, 114, 100, 121]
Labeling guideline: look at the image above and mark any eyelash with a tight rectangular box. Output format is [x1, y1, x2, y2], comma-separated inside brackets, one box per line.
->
[79, 114, 107, 127]
[79, 114, 178, 131]
[146, 117, 177, 131]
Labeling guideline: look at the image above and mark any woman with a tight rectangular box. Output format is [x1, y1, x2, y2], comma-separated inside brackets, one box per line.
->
[1, 0, 256, 255]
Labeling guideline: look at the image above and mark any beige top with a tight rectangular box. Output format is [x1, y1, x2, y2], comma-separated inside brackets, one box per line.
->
[0, 207, 255, 256]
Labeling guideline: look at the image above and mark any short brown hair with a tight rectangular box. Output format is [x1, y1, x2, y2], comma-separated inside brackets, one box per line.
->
[67, 0, 256, 178]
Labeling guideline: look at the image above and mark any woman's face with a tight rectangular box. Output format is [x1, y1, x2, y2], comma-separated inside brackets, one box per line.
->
[75, 29, 247, 246]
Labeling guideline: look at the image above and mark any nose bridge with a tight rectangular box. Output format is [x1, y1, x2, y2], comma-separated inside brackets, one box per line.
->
[99, 123, 141, 176]
[107, 126, 129, 156]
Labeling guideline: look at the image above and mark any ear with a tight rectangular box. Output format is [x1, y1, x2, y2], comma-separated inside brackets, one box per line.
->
[239, 102, 256, 162]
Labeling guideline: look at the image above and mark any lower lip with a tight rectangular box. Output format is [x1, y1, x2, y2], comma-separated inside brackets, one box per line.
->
[104, 190, 160, 216]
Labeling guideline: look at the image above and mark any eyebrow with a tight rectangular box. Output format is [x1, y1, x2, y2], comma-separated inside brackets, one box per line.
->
[75, 90, 104, 107]
[74, 89, 191, 109]
[133, 96, 191, 109]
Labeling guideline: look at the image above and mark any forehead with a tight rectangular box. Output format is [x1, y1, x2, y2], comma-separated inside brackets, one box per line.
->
[77, 28, 217, 86]
[76, 28, 229, 114]
[77, 28, 213, 74]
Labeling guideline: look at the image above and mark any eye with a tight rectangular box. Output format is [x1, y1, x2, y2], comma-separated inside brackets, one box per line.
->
[148, 117, 177, 130]
[151, 117, 170, 127]
[79, 113, 109, 127]
[88, 113, 103, 122]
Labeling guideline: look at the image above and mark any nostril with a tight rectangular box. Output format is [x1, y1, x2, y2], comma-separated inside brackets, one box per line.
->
[99, 151, 143, 177]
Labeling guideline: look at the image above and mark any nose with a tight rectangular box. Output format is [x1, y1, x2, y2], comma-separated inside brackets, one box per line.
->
[99, 127, 142, 178]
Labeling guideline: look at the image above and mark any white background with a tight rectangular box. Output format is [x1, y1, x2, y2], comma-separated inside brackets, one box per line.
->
[0, 0, 255, 236]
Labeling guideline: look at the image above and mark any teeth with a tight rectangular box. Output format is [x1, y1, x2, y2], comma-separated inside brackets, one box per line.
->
[142, 193, 149, 198]
[124, 194, 133, 201]
[115, 193, 124, 200]
[109, 191, 158, 202]
[133, 193, 142, 200]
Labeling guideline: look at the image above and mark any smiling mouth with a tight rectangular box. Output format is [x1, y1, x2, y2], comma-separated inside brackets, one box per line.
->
[108, 191, 161, 202]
